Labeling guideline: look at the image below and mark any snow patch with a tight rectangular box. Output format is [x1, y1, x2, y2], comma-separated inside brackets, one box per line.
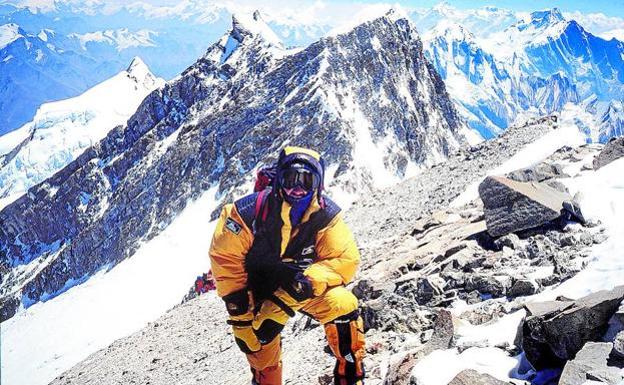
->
[0, 23, 22, 49]
[1, 188, 220, 385]
[411, 347, 525, 385]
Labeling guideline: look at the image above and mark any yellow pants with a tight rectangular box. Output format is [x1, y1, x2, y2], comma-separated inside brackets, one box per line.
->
[230, 286, 365, 385]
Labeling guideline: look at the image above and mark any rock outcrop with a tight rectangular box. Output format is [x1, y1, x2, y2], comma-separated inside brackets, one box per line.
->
[479, 175, 575, 237]
[559, 342, 622, 385]
[593, 136, 624, 170]
[522, 285, 624, 370]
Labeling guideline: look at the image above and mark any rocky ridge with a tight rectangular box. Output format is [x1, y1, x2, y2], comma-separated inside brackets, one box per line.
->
[49, 116, 624, 385]
[0, 10, 465, 321]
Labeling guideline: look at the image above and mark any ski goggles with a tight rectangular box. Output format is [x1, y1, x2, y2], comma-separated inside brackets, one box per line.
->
[278, 165, 319, 191]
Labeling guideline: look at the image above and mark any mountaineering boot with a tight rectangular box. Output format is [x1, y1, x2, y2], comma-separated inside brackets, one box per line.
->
[250, 363, 282, 385]
[324, 311, 366, 385]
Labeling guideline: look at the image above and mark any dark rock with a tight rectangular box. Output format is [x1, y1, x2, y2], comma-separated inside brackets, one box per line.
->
[560, 234, 578, 247]
[593, 136, 624, 170]
[466, 274, 511, 297]
[522, 285, 624, 370]
[562, 200, 586, 224]
[508, 279, 538, 297]
[479, 176, 575, 237]
[603, 302, 624, 342]
[352, 279, 387, 301]
[444, 243, 467, 258]
[0, 296, 20, 323]
[506, 162, 567, 183]
[493, 233, 522, 250]
[559, 342, 621, 385]
[448, 369, 507, 385]
[415, 277, 444, 305]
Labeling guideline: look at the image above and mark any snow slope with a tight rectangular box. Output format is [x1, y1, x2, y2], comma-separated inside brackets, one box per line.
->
[0, 57, 164, 208]
[0, 187, 219, 385]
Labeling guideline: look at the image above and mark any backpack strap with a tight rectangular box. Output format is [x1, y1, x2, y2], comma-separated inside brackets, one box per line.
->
[234, 189, 272, 235]
[235, 192, 260, 232]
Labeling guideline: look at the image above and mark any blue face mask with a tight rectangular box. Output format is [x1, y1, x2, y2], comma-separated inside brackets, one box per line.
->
[287, 191, 314, 227]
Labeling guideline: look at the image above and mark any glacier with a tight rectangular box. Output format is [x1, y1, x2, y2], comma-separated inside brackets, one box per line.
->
[0, 57, 164, 209]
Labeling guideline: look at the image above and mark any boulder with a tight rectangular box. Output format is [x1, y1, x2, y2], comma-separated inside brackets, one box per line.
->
[478, 176, 574, 237]
[522, 285, 624, 370]
[506, 162, 567, 183]
[466, 274, 511, 297]
[493, 233, 522, 250]
[593, 136, 624, 170]
[508, 279, 538, 297]
[559, 342, 621, 385]
[448, 369, 507, 385]
[611, 331, 624, 359]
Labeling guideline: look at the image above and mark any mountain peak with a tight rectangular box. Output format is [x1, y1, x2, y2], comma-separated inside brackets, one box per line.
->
[326, 6, 409, 37]
[432, 1, 454, 13]
[426, 20, 475, 42]
[0, 23, 24, 50]
[125, 56, 161, 88]
[230, 10, 282, 47]
[528, 8, 565, 28]
[127, 56, 149, 75]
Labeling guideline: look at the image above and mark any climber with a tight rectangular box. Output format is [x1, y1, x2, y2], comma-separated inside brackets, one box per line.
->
[209, 146, 365, 385]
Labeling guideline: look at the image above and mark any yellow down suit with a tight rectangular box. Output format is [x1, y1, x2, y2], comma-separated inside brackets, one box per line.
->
[209, 189, 365, 385]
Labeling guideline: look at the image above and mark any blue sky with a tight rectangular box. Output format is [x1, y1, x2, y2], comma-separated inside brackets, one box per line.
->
[5, 0, 622, 17]
[350, 0, 623, 16]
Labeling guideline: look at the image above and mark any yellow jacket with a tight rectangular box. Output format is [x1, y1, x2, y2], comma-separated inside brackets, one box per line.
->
[209, 193, 360, 300]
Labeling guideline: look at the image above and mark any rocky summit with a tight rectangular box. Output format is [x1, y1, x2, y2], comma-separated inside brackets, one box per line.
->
[0, 11, 465, 321]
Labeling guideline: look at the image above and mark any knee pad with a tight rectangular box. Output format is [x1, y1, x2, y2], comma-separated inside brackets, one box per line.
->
[253, 318, 285, 345]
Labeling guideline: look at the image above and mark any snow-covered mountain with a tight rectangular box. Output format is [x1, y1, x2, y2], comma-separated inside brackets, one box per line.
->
[423, 21, 517, 137]
[0, 3, 333, 134]
[423, 8, 624, 139]
[0, 57, 164, 209]
[411, 2, 519, 38]
[0, 22, 120, 135]
[0, 10, 466, 322]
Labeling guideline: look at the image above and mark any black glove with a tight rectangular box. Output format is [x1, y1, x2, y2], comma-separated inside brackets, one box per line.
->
[281, 270, 314, 302]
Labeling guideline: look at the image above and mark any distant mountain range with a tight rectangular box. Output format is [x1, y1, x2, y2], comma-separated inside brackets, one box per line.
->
[1, 3, 623, 139]
[423, 8, 624, 139]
